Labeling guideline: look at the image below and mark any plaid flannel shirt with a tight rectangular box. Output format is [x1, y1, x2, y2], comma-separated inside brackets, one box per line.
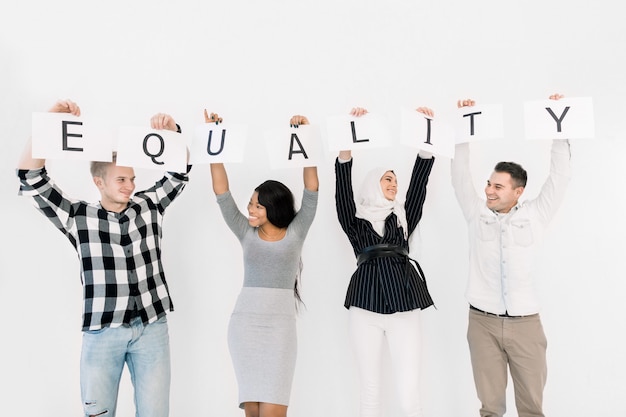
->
[17, 166, 189, 331]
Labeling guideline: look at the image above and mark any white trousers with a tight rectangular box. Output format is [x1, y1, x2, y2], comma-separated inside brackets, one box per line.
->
[349, 307, 424, 417]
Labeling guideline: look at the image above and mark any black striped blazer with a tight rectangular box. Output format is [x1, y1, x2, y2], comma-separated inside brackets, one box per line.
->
[335, 156, 435, 313]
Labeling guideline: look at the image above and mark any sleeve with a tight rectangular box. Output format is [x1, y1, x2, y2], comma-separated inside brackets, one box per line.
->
[451, 143, 483, 221]
[137, 167, 191, 214]
[334, 157, 358, 240]
[216, 190, 250, 241]
[531, 139, 572, 224]
[405, 154, 435, 234]
[16, 167, 81, 244]
[290, 189, 318, 237]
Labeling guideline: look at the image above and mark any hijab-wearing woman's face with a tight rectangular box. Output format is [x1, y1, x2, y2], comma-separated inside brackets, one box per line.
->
[379, 171, 398, 201]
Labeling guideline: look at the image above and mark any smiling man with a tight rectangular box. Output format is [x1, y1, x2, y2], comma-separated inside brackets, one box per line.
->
[91, 160, 137, 211]
[484, 162, 526, 213]
[17, 99, 190, 417]
[451, 95, 572, 417]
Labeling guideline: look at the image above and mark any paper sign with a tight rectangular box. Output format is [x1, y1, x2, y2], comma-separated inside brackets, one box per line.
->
[524, 97, 594, 140]
[399, 108, 455, 158]
[326, 113, 392, 152]
[31, 112, 114, 161]
[454, 104, 504, 144]
[116, 127, 188, 172]
[264, 125, 322, 169]
[189, 123, 247, 164]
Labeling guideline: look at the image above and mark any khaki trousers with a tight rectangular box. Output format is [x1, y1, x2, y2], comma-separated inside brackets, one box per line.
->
[467, 308, 547, 417]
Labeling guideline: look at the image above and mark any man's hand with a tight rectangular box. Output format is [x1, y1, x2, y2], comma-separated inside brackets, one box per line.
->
[151, 113, 178, 131]
[457, 99, 475, 108]
[48, 99, 80, 116]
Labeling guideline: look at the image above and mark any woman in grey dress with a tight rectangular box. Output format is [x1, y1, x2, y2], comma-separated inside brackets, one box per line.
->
[207, 111, 319, 417]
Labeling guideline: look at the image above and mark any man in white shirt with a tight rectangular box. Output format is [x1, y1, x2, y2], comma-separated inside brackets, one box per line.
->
[451, 94, 571, 417]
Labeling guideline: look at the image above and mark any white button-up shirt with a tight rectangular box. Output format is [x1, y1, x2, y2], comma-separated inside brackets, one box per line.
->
[451, 140, 571, 316]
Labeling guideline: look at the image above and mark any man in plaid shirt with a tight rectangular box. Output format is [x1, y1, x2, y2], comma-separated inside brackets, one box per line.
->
[17, 99, 190, 417]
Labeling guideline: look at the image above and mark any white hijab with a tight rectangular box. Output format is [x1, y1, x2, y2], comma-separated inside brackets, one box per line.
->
[355, 167, 408, 239]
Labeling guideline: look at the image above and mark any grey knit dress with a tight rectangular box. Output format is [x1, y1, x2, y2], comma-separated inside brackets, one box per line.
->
[216, 189, 318, 408]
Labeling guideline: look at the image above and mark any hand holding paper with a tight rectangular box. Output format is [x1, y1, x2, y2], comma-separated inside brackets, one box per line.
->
[150, 113, 179, 132]
[290, 115, 309, 128]
[204, 110, 223, 125]
[48, 99, 81, 116]
[19, 99, 84, 170]
[416, 106, 434, 118]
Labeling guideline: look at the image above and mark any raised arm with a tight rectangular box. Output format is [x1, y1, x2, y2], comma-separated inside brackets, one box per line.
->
[405, 106, 436, 233]
[337, 107, 368, 161]
[290, 114, 319, 192]
[204, 110, 229, 195]
[451, 99, 482, 221]
[210, 163, 230, 195]
[532, 93, 572, 224]
[18, 99, 81, 170]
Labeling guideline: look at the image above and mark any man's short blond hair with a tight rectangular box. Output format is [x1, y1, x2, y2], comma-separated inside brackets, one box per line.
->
[90, 152, 117, 178]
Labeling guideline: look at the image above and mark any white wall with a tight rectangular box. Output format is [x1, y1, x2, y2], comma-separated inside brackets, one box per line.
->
[1, 1, 625, 416]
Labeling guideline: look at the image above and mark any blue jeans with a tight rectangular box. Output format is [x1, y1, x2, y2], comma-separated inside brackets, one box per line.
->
[80, 316, 171, 417]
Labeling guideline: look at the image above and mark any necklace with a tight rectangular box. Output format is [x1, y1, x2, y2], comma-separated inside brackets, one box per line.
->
[258, 226, 286, 241]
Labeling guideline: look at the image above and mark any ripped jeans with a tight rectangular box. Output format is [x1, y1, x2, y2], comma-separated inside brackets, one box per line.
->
[80, 316, 171, 417]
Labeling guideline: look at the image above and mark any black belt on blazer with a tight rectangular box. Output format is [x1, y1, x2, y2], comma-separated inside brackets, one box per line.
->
[357, 243, 434, 308]
[357, 244, 409, 266]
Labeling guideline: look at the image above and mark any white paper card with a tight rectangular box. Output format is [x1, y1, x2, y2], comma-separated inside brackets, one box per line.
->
[116, 127, 187, 172]
[399, 108, 455, 158]
[524, 97, 594, 140]
[454, 104, 504, 144]
[264, 125, 322, 169]
[326, 113, 392, 152]
[31, 112, 114, 161]
[190, 123, 247, 164]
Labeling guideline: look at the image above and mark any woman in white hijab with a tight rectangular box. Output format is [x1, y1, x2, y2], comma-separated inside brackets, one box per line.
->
[334, 106, 435, 417]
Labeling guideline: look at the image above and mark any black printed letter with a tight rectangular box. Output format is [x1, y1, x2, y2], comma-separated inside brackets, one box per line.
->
[207, 129, 226, 155]
[423, 117, 432, 145]
[62, 121, 83, 152]
[288, 133, 309, 160]
[545, 106, 570, 133]
[462, 111, 482, 136]
[143, 133, 165, 165]
[350, 121, 369, 143]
